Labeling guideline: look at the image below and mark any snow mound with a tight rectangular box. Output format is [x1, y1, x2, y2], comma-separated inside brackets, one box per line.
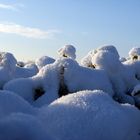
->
[0, 90, 36, 119]
[92, 50, 122, 73]
[62, 58, 114, 97]
[0, 52, 17, 69]
[81, 45, 119, 68]
[58, 45, 76, 59]
[14, 63, 38, 78]
[39, 90, 140, 140]
[0, 52, 17, 88]
[35, 56, 55, 69]
[0, 113, 51, 140]
[97, 45, 120, 59]
[4, 58, 114, 106]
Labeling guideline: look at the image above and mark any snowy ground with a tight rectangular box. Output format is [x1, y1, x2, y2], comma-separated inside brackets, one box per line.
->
[0, 45, 140, 140]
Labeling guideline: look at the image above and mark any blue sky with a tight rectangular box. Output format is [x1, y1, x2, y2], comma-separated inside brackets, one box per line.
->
[0, 0, 140, 61]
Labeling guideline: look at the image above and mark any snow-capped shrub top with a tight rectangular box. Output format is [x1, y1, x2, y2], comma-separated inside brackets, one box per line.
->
[81, 50, 97, 68]
[97, 45, 120, 59]
[35, 56, 55, 69]
[129, 47, 140, 60]
[0, 52, 17, 70]
[58, 45, 76, 59]
[92, 50, 121, 73]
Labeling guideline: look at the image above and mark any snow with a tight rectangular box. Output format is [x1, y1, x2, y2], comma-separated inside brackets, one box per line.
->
[4, 58, 114, 107]
[0, 90, 36, 119]
[58, 44, 76, 59]
[81, 45, 119, 68]
[80, 50, 96, 68]
[97, 44, 120, 59]
[119, 57, 127, 62]
[0, 46, 140, 139]
[129, 47, 140, 60]
[39, 90, 140, 140]
[14, 63, 38, 78]
[92, 50, 139, 104]
[0, 113, 51, 140]
[35, 56, 55, 69]
[0, 52, 17, 88]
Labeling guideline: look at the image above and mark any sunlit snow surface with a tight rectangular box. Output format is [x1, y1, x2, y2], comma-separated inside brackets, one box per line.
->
[0, 45, 140, 140]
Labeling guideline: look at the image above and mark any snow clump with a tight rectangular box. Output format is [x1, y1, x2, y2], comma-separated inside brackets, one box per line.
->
[58, 44, 76, 59]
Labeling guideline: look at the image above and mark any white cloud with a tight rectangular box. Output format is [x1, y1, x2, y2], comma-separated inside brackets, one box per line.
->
[0, 23, 60, 39]
[0, 3, 24, 11]
[0, 4, 16, 10]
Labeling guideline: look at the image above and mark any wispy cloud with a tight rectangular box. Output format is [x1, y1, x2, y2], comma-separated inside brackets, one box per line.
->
[0, 23, 60, 39]
[0, 3, 24, 11]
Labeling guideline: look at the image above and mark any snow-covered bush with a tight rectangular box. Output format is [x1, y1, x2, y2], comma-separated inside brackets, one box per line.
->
[92, 50, 137, 104]
[1, 45, 140, 139]
[14, 63, 38, 79]
[0, 52, 39, 88]
[0, 52, 17, 88]
[81, 50, 97, 68]
[4, 58, 114, 107]
[81, 45, 119, 68]
[129, 47, 140, 60]
[39, 90, 140, 140]
[97, 45, 120, 59]
[58, 45, 76, 59]
[35, 56, 55, 69]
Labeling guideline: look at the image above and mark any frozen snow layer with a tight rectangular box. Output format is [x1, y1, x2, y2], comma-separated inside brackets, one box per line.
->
[35, 56, 55, 69]
[128, 47, 140, 61]
[39, 90, 140, 140]
[58, 45, 76, 59]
